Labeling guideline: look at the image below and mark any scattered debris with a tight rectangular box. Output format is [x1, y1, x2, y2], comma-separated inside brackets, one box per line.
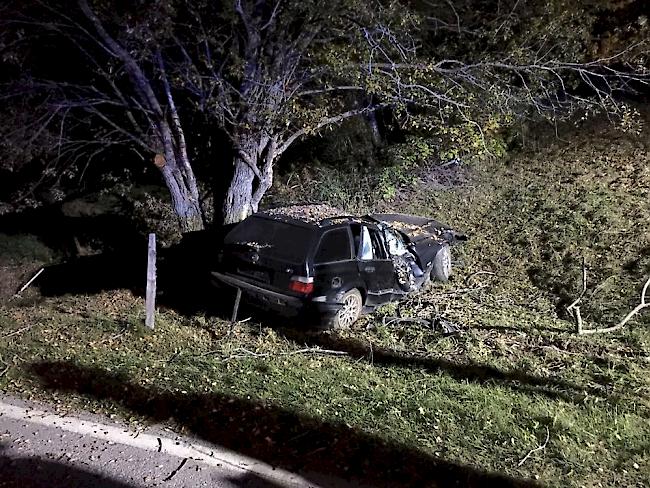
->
[163, 457, 188, 481]
[437, 318, 462, 335]
[382, 315, 463, 335]
[264, 204, 344, 223]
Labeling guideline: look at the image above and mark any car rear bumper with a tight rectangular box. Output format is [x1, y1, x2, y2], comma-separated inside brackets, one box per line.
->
[211, 272, 342, 318]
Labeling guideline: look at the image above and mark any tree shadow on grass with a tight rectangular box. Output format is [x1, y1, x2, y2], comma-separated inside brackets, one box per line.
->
[276, 330, 611, 404]
[37, 249, 145, 297]
[526, 264, 577, 320]
[36, 229, 235, 317]
[30, 361, 541, 488]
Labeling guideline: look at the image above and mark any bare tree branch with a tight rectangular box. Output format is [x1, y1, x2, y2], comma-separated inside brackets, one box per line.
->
[568, 259, 650, 335]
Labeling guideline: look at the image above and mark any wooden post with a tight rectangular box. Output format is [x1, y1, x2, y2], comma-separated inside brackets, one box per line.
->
[145, 233, 156, 329]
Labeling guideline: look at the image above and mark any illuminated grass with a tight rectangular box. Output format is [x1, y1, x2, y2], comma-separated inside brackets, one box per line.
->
[1, 116, 649, 486]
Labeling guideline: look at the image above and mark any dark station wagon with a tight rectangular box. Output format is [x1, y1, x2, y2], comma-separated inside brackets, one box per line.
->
[212, 205, 466, 328]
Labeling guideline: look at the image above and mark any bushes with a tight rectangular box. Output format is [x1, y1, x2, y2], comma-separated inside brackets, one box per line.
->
[377, 136, 436, 200]
[271, 135, 450, 211]
[270, 111, 512, 212]
[0, 233, 54, 265]
[129, 192, 183, 248]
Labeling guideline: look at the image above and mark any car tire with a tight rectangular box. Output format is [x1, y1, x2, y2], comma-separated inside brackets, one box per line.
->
[326, 288, 363, 330]
[432, 245, 452, 282]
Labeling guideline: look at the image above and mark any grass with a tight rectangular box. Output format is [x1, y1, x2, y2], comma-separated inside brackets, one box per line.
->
[1, 115, 650, 486]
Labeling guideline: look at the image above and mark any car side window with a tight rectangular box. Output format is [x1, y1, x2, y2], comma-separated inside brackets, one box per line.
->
[359, 226, 388, 260]
[314, 228, 352, 263]
[359, 226, 373, 260]
[368, 228, 387, 259]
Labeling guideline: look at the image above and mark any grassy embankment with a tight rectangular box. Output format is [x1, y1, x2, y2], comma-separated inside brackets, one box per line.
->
[1, 116, 649, 486]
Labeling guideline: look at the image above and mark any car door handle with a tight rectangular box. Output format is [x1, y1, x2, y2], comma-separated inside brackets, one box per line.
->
[365, 266, 375, 273]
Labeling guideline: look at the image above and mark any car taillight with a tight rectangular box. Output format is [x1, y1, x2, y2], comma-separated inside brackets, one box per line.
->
[289, 276, 314, 295]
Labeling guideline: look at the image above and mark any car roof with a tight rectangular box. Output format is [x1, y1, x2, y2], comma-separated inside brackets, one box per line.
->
[258, 204, 372, 229]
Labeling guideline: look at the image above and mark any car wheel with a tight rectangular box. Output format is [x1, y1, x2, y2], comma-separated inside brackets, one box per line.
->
[432, 245, 452, 282]
[329, 289, 363, 330]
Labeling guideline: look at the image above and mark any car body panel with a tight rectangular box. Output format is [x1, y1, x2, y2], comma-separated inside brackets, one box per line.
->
[211, 271, 341, 321]
[213, 206, 466, 326]
[312, 260, 363, 304]
[369, 212, 467, 269]
[358, 258, 394, 306]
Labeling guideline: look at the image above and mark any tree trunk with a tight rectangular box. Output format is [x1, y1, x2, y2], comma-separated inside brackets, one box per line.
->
[222, 136, 278, 225]
[158, 157, 204, 233]
[156, 116, 204, 233]
[366, 110, 383, 147]
[223, 157, 256, 224]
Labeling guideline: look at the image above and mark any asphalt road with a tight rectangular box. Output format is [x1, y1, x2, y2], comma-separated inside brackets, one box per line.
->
[0, 395, 346, 488]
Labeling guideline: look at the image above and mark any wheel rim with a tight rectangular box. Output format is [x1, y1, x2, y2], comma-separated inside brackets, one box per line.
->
[338, 293, 361, 328]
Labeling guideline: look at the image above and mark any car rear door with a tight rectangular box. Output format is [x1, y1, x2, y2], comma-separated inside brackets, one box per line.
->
[356, 225, 395, 306]
[312, 226, 358, 299]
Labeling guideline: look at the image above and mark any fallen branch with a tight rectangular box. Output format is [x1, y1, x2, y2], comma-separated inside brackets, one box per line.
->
[163, 457, 188, 481]
[2, 325, 34, 339]
[436, 284, 489, 297]
[464, 270, 496, 286]
[382, 315, 462, 334]
[226, 347, 348, 360]
[567, 258, 650, 335]
[108, 327, 128, 341]
[580, 275, 650, 335]
[566, 258, 588, 334]
[383, 316, 432, 328]
[518, 426, 550, 467]
[13, 268, 44, 298]
[0, 355, 18, 379]
[190, 346, 348, 361]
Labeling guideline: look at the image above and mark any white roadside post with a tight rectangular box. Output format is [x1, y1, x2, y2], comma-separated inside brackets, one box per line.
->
[145, 233, 156, 329]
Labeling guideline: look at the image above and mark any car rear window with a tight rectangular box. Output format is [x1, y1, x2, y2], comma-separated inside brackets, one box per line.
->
[315, 228, 352, 263]
[224, 216, 315, 264]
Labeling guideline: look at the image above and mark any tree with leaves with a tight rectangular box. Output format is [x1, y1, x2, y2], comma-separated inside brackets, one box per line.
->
[1, 0, 647, 227]
[1, 0, 205, 230]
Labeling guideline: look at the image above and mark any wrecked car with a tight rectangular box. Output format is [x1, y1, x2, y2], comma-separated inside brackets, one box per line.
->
[212, 205, 466, 329]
